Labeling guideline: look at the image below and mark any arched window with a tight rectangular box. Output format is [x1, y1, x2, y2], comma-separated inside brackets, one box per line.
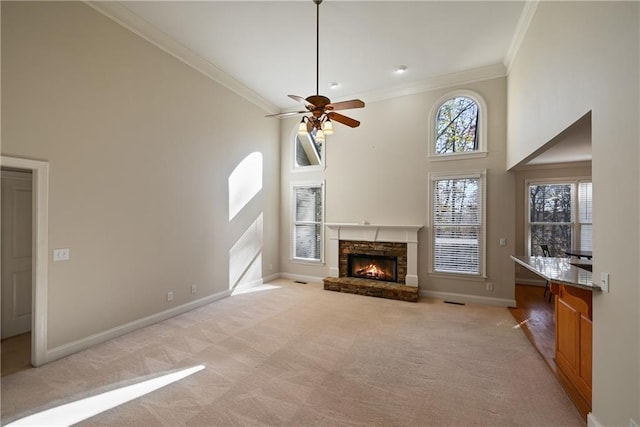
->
[293, 126, 324, 171]
[430, 90, 487, 159]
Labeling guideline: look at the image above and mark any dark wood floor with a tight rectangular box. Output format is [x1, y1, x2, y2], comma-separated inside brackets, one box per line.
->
[1, 332, 32, 377]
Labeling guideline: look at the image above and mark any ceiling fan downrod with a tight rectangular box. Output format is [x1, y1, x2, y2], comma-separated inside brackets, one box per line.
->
[314, 0, 322, 96]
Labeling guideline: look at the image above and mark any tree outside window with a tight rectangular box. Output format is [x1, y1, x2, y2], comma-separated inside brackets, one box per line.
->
[435, 96, 479, 155]
[528, 181, 592, 256]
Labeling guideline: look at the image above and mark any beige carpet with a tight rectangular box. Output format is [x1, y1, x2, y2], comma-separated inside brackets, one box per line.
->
[1, 279, 584, 426]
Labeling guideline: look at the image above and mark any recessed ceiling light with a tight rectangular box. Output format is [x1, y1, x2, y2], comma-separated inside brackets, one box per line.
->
[329, 82, 339, 89]
[395, 65, 408, 74]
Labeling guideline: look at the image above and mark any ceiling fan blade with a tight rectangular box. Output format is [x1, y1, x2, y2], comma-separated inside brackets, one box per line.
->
[327, 112, 360, 128]
[265, 111, 307, 118]
[289, 95, 316, 110]
[326, 99, 365, 111]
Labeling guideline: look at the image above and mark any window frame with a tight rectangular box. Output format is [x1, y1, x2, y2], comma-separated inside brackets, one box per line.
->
[428, 90, 488, 161]
[291, 124, 326, 173]
[428, 169, 487, 278]
[291, 181, 325, 264]
[525, 178, 592, 256]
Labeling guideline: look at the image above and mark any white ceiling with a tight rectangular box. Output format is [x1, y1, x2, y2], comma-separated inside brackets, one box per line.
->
[89, 1, 591, 164]
[97, 1, 526, 111]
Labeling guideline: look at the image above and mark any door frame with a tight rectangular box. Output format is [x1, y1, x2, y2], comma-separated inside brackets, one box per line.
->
[1, 156, 49, 366]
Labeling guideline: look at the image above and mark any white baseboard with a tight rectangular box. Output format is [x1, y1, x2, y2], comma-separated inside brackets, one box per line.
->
[46, 288, 232, 363]
[261, 273, 280, 284]
[587, 413, 603, 427]
[278, 272, 324, 284]
[419, 290, 516, 308]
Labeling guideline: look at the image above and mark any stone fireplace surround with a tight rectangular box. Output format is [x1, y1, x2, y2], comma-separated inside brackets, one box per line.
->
[324, 223, 423, 302]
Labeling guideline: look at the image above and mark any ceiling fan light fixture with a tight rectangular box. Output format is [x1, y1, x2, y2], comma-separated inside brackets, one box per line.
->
[322, 119, 334, 135]
[298, 118, 309, 135]
[315, 128, 326, 143]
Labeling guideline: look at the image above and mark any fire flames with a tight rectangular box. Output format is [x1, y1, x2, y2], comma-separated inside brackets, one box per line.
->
[357, 263, 390, 280]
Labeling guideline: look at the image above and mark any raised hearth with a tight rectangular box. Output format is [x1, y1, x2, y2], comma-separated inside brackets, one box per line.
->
[323, 277, 418, 302]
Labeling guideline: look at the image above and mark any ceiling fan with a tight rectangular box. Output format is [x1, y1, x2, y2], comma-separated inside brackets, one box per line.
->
[267, 0, 365, 141]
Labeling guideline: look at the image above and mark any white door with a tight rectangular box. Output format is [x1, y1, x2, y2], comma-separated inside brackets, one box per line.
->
[1, 170, 33, 339]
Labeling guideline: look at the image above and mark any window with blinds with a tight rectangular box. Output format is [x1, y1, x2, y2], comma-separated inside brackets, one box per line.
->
[293, 184, 323, 261]
[578, 181, 593, 251]
[527, 180, 592, 256]
[431, 172, 484, 275]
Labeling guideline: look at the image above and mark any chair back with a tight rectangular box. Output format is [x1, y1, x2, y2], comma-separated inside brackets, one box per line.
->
[540, 244, 551, 257]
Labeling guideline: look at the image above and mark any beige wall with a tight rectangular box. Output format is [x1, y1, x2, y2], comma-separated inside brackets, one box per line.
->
[507, 2, 639, 424]
[280, 77, 516, 305]
[2, 2, 280, 350]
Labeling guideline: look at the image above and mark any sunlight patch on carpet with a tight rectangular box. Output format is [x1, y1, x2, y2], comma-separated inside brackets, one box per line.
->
[232, 284, 281, 296]
[6, 365, 205, 427]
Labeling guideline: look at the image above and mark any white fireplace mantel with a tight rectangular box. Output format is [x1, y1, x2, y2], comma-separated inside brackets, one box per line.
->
[325, 223, 423, 287]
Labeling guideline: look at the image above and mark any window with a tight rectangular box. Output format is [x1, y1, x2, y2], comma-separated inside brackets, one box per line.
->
[431, 171, 485, 276]
[527, 180, 592, 256]
[294, 128, 324, 170]
[292, 183, 323, 262]
[429, 90, 487, 160]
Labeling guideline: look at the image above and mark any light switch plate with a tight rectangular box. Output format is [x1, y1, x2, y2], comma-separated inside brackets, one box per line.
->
[600, 272, 609, 293]
[53, 248, 70, 261]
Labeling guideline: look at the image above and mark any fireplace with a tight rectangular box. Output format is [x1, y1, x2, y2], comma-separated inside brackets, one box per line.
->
[325, 223, 423, 287]
[338, 240, 407, 284]
[348, 254, 397, 282]
[324, 224, 423, 302]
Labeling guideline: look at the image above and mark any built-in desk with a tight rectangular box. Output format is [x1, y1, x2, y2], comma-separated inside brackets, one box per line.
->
[511, 255, 601, 418]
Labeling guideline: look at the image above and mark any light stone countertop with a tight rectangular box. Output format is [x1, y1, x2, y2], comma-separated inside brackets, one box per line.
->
[511, 255, 601, 292]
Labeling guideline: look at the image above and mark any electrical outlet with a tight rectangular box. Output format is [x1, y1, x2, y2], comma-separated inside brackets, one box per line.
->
[486, 282, 494, 291]
[53, 248, 70, 261]
[167, 291, 174, 301]
[191, 284, 197, 294]
[499, 238, 506, 246]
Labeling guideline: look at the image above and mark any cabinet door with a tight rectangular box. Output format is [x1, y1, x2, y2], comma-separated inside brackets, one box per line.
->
[578, 314, 593, 402]
[556, 297, 579, 378]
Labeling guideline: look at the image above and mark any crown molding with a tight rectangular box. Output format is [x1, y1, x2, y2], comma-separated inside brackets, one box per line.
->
[84, 1, 280, 115]
[504, 0, 539, 74]
[348, 63, 507, 105]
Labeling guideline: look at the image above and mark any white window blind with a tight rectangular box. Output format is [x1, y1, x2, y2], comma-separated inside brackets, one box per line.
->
[431, 174, 483, 275]
[293, 185, 323, 261]
[578, 181, 593, 251]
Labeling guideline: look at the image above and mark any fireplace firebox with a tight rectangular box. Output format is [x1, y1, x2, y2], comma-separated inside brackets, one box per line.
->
[348, 254, 397, 282]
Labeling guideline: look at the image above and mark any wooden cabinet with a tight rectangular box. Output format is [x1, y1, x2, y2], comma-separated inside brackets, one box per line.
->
[551, 283, 593, 407]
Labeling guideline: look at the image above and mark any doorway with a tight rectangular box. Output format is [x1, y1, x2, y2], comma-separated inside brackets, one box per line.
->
[1, 169, 33, 375]
[0, 156, 49, 368]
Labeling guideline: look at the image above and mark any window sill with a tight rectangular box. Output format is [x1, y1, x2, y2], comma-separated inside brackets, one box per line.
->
[428, 151, 488, 162]
[428, 272, 487, 282]
[290, 258, 325, 266]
